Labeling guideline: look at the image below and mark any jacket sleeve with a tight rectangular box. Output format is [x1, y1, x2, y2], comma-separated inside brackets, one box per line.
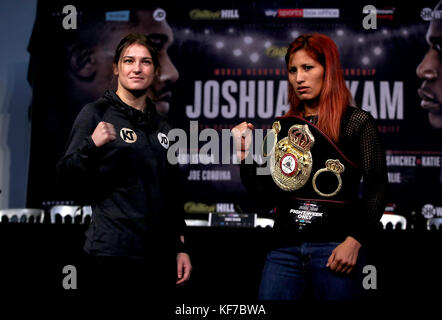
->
[55, 104, 103, 203]
[159, 119, 189, 255]
[348, 113, 388, 247]
[165, 159, 190, 255]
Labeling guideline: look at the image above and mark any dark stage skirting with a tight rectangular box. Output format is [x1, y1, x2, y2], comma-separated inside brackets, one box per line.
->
[0, 224, 440, 304]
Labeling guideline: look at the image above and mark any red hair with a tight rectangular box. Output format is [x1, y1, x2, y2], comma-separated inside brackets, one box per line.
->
[284, 33, 351, 143]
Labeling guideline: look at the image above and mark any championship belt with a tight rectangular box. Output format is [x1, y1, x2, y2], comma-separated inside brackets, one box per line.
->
[266, 122, 315, 191]
[263, 115, 360, 235]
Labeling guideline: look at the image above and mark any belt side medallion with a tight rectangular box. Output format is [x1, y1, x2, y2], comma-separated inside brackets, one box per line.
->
[312, 159, 345, 197]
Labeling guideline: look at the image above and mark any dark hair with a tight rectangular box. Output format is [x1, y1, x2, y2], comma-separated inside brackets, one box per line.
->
[113, 33, 160, 71]
[284, 33, 352, 143]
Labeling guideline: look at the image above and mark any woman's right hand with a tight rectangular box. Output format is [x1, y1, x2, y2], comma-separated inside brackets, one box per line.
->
[91, 121, 117, 147]
[231, 122, 255, 161]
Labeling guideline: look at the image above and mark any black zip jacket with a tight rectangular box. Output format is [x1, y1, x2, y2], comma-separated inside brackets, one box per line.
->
[56, 90, 187, 259]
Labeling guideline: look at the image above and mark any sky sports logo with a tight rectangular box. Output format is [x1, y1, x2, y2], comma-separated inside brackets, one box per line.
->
[264, 8, 339, 18]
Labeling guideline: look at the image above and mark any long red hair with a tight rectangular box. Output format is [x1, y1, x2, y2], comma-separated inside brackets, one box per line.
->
[284, 33, 351, 143]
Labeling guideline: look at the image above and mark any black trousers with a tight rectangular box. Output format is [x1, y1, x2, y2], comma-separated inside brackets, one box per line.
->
[80, 252, 177, 317]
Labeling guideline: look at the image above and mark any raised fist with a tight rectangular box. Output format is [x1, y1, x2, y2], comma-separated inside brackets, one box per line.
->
[231, 122, 255, 161]
[91, 121, 117, 147]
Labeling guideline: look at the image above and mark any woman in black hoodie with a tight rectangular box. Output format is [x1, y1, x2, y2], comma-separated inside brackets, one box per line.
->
[56, 33, 191, 303]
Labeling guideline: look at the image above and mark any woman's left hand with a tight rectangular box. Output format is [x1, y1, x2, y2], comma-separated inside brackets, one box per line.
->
[176, 252, 192, 285]
[326, 236, 361, 274]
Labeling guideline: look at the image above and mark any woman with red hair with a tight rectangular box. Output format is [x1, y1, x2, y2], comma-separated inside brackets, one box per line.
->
[233, 33, 388, 300]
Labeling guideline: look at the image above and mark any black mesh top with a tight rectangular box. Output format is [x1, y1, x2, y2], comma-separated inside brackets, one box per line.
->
[240, 106, 388, 247]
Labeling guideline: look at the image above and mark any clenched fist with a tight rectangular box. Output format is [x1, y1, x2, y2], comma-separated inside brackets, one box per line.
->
[91, 121, 117, 147]
[231, 122, 254, 161]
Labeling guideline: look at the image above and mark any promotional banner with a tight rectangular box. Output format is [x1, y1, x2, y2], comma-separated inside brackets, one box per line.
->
[27, 0, 442, 227]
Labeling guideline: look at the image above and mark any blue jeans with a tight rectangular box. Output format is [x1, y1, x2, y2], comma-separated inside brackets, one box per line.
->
[258, 242, 366, 300]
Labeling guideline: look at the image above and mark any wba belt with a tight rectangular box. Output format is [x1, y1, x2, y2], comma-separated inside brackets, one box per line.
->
[263, 116, 361, 233]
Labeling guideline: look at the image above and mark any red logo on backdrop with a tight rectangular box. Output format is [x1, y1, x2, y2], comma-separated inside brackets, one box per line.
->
[278, 9, 303, 18]
[377, 7, 395, 20]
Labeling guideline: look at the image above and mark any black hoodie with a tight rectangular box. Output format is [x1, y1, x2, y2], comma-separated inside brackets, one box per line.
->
[56, 90, 186, 259]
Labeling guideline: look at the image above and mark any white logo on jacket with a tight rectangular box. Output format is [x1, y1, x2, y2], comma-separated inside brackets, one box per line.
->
[120, 128, 137, 143]
[158, 132, 169, 149]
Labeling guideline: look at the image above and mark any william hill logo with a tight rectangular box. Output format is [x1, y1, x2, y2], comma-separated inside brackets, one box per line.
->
[190, 9, 240, 20]
[266, 45, 287, 58]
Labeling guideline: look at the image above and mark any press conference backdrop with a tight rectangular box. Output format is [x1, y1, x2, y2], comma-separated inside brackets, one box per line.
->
[0, 0, 36, 209]
[27, 0, 442, 227]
